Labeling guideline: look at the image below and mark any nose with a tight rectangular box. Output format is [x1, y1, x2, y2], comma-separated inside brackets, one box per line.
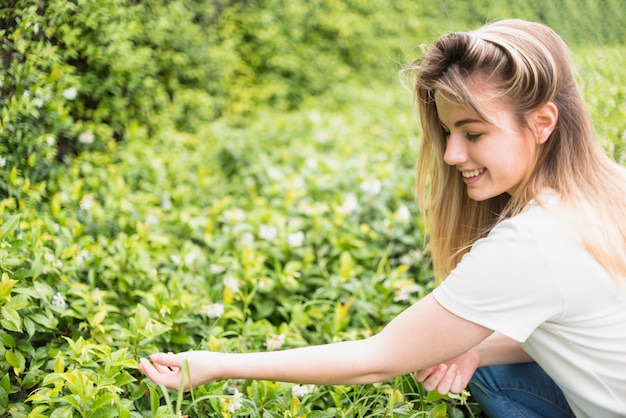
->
[443, 133, 468, 166]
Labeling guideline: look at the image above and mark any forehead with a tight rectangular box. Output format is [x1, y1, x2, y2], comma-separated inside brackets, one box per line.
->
[434, 87, 514, 128]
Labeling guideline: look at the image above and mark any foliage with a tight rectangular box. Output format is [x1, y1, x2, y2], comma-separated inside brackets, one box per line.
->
[0, 0, 625, 416]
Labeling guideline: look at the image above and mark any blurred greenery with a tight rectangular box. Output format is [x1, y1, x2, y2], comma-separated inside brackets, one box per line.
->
[1, 0, 625, 416]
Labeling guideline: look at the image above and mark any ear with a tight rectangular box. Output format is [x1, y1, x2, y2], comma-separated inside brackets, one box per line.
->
[531, 101, 558, 144]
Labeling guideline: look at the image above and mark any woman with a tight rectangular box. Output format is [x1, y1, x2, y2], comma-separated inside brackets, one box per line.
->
[140, 19, 626, 417]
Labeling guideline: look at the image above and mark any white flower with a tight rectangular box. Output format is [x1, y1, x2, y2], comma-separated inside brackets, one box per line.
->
[78, 131, 95, 144]
[91, 288, 103, 304]
[33, 97, 45, 107]
[360, 179, 381, 195]
[239, 232, 254, 247]
[161, 195, 172, 211]
[51, 292, 67, 309]
[225, 388, 243, 413]
[223, 208, 245, 222]
[76, 250, 93, 265]
[292, 384, 315, 398]
[258, 224, 278, 241]
[223, 276, 240, 293]
[198, 303, 224, 318]
[0, 157, 6, 168]
[287, 231, 304, 247]
[394, 204, 411, 223]
[79, 194, 94, 210]
[62, 87, 77, 100]
[399, 249, 423, 266]
[184, 251, 198, 265]
[46, 136, 56, 146]
[210, 264, 226, 274]
[337, 193, 359, 214]
[265, 334, 285, 351]
[394, 284, 423, 302]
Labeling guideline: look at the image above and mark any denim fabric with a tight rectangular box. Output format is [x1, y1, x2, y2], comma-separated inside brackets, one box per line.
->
[469, 363, 576, 418]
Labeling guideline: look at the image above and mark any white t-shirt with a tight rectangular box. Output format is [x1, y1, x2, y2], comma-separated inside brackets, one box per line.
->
[433, 194, 626, 417]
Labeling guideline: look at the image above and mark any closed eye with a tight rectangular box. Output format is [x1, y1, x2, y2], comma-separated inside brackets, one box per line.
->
[465, 133, 482, 142]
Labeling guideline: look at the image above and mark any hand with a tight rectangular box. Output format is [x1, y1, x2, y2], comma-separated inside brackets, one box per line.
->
[139, 351, 217, 391]
[413, 350, 480, 395]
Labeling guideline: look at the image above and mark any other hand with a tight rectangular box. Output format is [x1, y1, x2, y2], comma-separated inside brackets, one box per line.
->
[413, 350, 480, 395]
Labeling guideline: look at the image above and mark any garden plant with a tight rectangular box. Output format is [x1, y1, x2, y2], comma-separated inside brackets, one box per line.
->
[1, 0, 625, 416]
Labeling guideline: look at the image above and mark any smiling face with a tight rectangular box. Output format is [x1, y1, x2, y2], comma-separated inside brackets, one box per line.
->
[435, 90, 537, 201]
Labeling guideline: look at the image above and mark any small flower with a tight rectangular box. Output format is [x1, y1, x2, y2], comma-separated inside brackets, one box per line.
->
[51, 292, 67, 309]
[360, 179, 381, 195]
[223, 276, 240, 293]
[198, 303, 224, 318]
[78, 131, 95, 144]
[224, 388, 243, 413]
[161, 194, 172, 211]
[292, 384, 315, 398]
[394, 204, 411, 223]
[264, 334, 285, 351]
[46, 136, 56, 146]
[223, 208, 245, 222]
[239, 232, 254, 247]
[399, 249, 423, 266]
[184, 251, 198, 265]
[62, 87, 77, 100]
[210, 264, 226, 275]
[259, 224, 278, 241]
[287, 231, 304, 247]
[0, 157, 6, 168]
[79, 194, 94, 211]
[337, 193, 359, 214]
[76, 250, 93, 265]
[91, 288, 104, 304]
[394, 284, 423, 302]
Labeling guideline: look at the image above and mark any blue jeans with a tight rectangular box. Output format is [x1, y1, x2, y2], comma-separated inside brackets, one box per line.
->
[469, 363, 576, 418]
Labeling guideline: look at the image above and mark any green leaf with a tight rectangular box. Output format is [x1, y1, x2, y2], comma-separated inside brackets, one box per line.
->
[0, 307, 21, 332]
[0, 214, 21, 240]
[0, 330, 16, 349]
[5, 349, 26, 375]
[5, 294, 28, 311]
[88, 393, 118, 415]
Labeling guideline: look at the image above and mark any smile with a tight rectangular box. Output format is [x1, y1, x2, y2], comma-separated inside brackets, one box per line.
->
[461, 169, 485, 179]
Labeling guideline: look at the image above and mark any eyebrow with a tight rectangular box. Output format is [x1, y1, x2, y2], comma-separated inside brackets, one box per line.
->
[440, 118, 484, 129]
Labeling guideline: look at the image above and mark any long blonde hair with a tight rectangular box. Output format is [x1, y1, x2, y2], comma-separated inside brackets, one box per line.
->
[401, 19, 626, 283]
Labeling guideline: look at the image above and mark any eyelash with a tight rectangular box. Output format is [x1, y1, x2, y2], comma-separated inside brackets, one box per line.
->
[441, 129, 482, 142]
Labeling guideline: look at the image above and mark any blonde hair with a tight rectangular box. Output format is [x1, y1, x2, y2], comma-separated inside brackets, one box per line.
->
[401, 19, 626, 283]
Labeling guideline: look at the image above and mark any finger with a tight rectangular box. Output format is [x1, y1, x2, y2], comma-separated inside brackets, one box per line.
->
[140, 358, 168, 382]
[436, 364, 457, 395]
[422, 364, 447, 392]
[413, 366, 436, 382]
[449, 369, 465, 394]
[151, 353, 183, 370]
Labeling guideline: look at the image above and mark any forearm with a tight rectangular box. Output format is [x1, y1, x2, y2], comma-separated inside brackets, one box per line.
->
[472, 332, 532, 367]
[212, 339, 394, 386]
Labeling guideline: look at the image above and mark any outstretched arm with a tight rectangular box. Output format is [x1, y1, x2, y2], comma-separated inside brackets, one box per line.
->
[140, 294, 493, 390]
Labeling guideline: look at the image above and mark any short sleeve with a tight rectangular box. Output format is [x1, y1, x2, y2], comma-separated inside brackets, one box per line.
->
[432, 217, 563, 342]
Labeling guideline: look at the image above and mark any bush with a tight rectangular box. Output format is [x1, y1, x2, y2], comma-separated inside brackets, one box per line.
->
[1, 0, 625, 416]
